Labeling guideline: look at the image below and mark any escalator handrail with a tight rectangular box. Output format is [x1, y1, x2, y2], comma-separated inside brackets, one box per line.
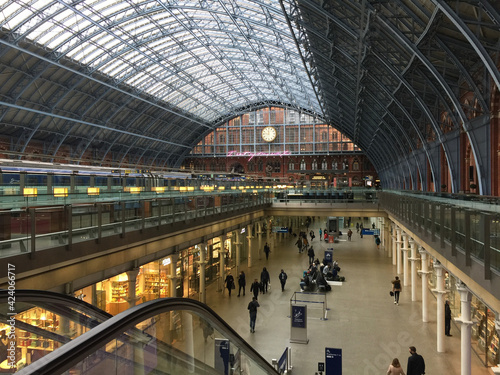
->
[17, 297, 279, 375]
[0, 289, 112, 321]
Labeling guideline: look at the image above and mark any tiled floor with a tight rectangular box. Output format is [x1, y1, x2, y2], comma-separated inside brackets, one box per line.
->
[205, 220, 493, 375]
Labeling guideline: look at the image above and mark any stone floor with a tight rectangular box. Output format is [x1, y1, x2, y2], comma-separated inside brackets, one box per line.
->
[204, 220, 493, 375]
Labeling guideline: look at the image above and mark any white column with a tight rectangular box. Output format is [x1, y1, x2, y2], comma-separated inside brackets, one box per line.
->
[247, 224, 254, 268]
[432, 260, 447, 352]
[220, 235, 227, 294]
[169, 252, 180, 297]
[234, 231, 242, 273]
[396, 227, 402, 273]
[418, 247, 429, 322]
[197, 242, 208, 304]
[391, 225, 396, 262]
[402, 233, 409, 286]
[409, 239, 418, 302]
[256, 221, 263, 260]
[455, 283, 472, 375]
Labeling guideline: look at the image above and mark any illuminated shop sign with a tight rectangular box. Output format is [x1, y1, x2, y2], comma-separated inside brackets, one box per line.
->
[227, 150, 291, 161]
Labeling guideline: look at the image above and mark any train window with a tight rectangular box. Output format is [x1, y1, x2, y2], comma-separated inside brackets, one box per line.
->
[75, 175, 90, 186]
[53, 175, 70, 186]
[27, 173, 47, 186]
[111, 177, 121, 186]
[2, 173, 20, 185]
[95, 177, 108, 187]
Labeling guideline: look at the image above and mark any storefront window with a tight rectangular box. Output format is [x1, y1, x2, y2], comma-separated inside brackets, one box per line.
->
[471, 297, 499, 366]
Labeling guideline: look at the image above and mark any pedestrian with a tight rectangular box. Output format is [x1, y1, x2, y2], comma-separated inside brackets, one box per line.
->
[391, 276, 401, 305]
[445, 300, 452, 336]
[237, 271, 246, 297]
[356, 222, 360, 232]
[387, 358, 405, 375]
[307, 246, 315, 265]
[309, 229, 315, 242]
[406, 346, 425, 375]
[279, 269, 288, 292]
[295, 237, 303, 253]
[302, 236, 309, 251]
[248, 297, 260, 333]
[347, 229, 352, 241]
[225, 272, 235, 296]
[250, 278, 260, 299]
[375, 235, 381, 248]
[319, 228, 322, 239]
[264, 242, 271, 260]
[260, 267, 270, 294]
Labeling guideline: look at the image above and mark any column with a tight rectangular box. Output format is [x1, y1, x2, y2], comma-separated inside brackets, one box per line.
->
[396, 227, 402, 273]
[197, 242, 208, 304]
[247, 224, 254, 268]
[432, 260, 447, 352]
[234, 231, 242, 275]
[256, 221, 263, 260]
[418, 247, 429, 322]
[455, 283, 473, 375]
[220, 234, 227, 294]
[168, 252, 180, 297]
[126, 268, 140, 309]
[409, 239, 418, 302]
[391, 224, 396, 261]
[402, 233, 409, 286]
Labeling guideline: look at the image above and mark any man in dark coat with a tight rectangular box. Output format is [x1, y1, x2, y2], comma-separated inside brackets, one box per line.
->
[250, 278, 260, 299]
[407, 346, 425, 375]
[237, 271, 246, 297]
[279, 269, 288, 292]
[247, 297, 260, 333]
[445, 300, 452, 336]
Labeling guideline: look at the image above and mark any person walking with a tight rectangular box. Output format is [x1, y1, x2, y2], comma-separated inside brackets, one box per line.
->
[387, 358, 405, 375]
[278, 269, 288, 292]
[248, 297, 260, 333]
[264, 242, 271, 260]
[309, 229, 315, 242]
[392, 276, 401, 305]
[260, 267, 270, 294]
[375, 235, 381, 248]
[307, 246, 315, 265]
[295, 236, 303, 253]
[406, 346, 425, 375]
[319, 228, 322, 239]
[250, 278, 260, 299]
[237, 271, 246, 297]
[225, 272, 235, 296]
[347, 229, 352, 241]
[445, 300, 452, 336]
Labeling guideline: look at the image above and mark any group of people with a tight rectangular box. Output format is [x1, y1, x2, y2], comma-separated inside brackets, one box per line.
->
[386, 346, 425, 375]
[299, 258, 341, 292]
[224, 267, 288, 333]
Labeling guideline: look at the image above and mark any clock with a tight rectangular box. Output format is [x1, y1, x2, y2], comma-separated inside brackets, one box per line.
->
[261, 126, 277, 142]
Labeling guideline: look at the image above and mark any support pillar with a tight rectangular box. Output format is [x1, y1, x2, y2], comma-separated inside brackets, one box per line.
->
[396, 227, 402, 273]
[169, 252, 180, 297]
[197, 242, 208, 304]
[402, 234, 409, 286]
[247, 224, 254, 268]
[409, 239, 418, 301]
[391, 225, 396, 262]
[256, 221, 263, 260]
[418, 247, 429, 322]
[234, 231, 242, 275]
[220, 235, 227, 294]
[432, 260, 447, 352]
[126, 268, 140, 309]
[455, 283, 472, 375]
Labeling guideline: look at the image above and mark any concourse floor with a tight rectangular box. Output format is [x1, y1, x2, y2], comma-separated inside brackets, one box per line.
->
[204, 220, 493, 375]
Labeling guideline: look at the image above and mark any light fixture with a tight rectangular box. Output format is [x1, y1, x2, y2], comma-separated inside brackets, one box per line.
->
[23, 188, 37, 197]
[87, 187, 100, 196]
[53, 187, 68, 197]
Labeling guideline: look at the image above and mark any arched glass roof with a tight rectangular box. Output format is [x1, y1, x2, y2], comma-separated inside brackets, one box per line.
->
[0, 0, 320, 122]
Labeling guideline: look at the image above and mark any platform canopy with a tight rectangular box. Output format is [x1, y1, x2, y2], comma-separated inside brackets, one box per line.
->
[0, 0, 498, 189]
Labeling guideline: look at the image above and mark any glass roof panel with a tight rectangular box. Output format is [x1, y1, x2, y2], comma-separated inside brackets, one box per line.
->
[0, 0, 321, 121]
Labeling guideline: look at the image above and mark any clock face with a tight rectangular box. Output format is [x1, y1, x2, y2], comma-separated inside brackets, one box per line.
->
[261, 126, 277, 142]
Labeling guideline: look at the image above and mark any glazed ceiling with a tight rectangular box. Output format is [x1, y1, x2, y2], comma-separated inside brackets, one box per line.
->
[0, 0, 498, 177]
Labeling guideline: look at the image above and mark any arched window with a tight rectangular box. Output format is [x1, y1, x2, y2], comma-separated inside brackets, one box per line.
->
[258, 160, 263, 172]
[312, 159, 318, 170]
[352, 159, 359, 171]
[321, 159, 328, 170]
[288, 161, 295, 171]
[300, 159, 306, 170]
[332, 159, 338, 170]
[274, 161, 281, 173]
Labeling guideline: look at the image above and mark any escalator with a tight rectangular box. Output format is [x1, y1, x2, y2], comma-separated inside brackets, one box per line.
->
[2, 291, 278, 374]
[0, 289, 112, 372]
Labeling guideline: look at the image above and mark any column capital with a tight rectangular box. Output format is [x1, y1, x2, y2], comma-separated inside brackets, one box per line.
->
[196, 260, 208, 266]
[453, 317, 474, 325]
[418, 270, 431, 275]
[418, 247, 427, 255]
[431, 288, 449, 295]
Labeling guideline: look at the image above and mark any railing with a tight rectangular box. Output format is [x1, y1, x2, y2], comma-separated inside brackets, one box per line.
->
[0, 192, 272, 258]
[379, 191, 500, 274]
[16, 297, 279, 375]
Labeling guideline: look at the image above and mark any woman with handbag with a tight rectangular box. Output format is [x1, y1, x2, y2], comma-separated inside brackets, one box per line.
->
[225, 272, 235, 297]
[391, 276, 401, 305]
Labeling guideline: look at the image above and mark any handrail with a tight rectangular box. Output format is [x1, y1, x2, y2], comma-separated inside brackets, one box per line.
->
[0, 289, 112, 321]
[17, 297, 279, 375]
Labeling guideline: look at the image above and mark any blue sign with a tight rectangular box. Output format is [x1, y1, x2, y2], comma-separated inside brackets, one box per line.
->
[273, 226, 289, 233]
[278, 348, 288, 372]
[291, 305, 306, 328]
[325, 347, 342, 375]
[324, 249, 333, 263]
[361, 229, 380, 236]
